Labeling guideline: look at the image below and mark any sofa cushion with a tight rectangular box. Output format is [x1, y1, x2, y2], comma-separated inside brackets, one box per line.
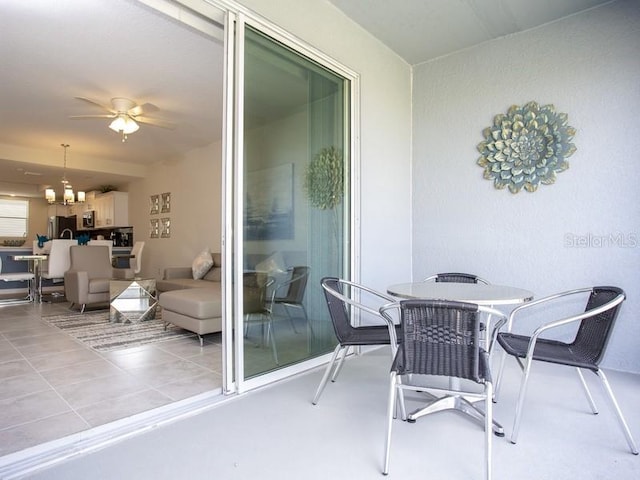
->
[192, 248, 214, 279]
[202, 266, 221, 282]
[157, 278, 217, 292]
[159, 287, 222, 319]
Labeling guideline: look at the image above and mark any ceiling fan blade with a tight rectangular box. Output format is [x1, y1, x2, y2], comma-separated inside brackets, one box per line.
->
[129, 102, 159, 117]
[74, 96, 117, 114]
[134, 116, 175, 129]
[69, 114, 115, 119]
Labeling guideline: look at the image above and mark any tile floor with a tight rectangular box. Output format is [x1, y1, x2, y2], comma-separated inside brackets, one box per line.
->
[0, 299, 223, 457]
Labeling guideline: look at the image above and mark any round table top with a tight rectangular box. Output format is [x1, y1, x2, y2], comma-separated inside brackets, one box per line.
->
[387, 282, 534, 306]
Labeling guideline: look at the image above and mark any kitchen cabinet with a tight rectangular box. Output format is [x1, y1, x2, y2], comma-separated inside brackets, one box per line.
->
[47, 204, 69, 217]
[94, 191, 129, 227]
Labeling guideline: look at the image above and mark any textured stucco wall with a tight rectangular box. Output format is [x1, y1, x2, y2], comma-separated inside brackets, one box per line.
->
[412, 0, 640, 372]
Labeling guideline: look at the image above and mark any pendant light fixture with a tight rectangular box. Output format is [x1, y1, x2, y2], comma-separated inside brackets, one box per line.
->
[45, 144, 85, 205]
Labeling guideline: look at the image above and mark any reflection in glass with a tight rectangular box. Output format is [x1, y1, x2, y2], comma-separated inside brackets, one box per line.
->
[242, 26, 349, 379]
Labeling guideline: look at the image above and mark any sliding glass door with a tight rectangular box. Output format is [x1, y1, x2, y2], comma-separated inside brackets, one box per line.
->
[230, 18, 355, 389]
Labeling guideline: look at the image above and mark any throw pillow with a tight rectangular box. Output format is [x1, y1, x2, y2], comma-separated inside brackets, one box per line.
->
[192, 248, 214, 279]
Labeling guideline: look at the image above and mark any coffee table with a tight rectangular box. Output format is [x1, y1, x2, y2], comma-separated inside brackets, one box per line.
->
[109, 278, 157, 323]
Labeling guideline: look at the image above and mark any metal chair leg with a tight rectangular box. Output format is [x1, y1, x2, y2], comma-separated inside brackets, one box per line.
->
[312, 344, 343, 405]
[331, 345, 350, 382]
[485, 381, 493, 480]
[575, 367, 598, 414]
[281, 305, 299, 333]
[383, 371, 397, 475]
[493, 348, 508, 402]
[510, 356, 534, 444]
[597, 369, 638, 454]
[265, 316, 279, 365]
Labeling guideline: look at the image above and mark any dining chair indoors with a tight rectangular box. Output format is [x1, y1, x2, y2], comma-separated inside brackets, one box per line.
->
[494, 286, 638, 454]
[380, 300, 505, 480]
[312, 277, 399, 405]
[112, 241, 144, 280]
[423, 272, 490, 284]
[0, 256, 35, 304]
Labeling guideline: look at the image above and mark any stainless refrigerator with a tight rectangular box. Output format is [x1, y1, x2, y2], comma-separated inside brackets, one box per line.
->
[47, 215, 77, 239]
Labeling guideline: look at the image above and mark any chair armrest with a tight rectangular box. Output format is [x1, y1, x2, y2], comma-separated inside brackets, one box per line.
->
[273, 272, 302, 298]
[509, 289, 625, 361]
[163, 267, 193, 280]
[379, 303, 401, 355]
[505, 287, 593, 332]
[478, 306, 507, 352]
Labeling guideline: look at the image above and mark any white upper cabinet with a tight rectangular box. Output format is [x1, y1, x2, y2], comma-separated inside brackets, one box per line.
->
[94, 191, 129, 227]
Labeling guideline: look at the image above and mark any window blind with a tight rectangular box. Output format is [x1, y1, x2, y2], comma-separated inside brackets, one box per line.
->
[0, 199, 29, 237]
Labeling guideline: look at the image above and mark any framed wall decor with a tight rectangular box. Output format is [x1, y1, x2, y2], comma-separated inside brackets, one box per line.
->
[150, 219, 160, 238]
[161, 192, 171, 213]
[150, 195, 160, 215]
[160, 217, 171, 238]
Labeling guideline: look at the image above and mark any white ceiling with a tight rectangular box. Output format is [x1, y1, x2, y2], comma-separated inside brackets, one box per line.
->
[0, 0, 224, 197]
[1, 0, 611, 197]
[327, 0, 611, 65]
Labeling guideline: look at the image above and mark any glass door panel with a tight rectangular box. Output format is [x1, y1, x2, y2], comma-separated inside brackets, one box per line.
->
[241, 25, 349, 380]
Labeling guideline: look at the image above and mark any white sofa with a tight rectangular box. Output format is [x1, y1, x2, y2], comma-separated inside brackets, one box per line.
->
[157, 252, 223, 346]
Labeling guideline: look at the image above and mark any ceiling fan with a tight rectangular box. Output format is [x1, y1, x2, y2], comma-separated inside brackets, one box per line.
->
[70, 97, 175, 142]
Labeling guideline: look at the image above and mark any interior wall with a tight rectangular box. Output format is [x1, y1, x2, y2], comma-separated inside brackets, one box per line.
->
[238, 0, 413, 294]
[411, 0, 640, 372]
[127, 141, 222, 279]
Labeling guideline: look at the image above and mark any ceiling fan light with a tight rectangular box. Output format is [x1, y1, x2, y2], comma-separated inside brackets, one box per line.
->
[109, 115, 139, 135]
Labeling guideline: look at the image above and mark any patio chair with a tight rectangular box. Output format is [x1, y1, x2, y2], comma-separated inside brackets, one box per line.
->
[270, 266, 310, 334]
[380, 299, 503, 479]
[312, 277, 399, 405]
[244, 271, 278, 364]
[423, 272, 490, 284]
[494, 286, 638, 454]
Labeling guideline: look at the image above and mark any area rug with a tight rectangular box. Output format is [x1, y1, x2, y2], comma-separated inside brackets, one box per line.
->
[43, 310, 195, 352]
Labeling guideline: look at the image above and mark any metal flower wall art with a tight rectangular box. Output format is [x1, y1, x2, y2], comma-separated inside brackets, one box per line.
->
[477, 101, 576, 193]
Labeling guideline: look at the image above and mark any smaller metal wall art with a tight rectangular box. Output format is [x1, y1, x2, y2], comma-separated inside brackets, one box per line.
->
[160, 218, 171, 238]
[150, 219, 159, 238]
[161, 192, 171, 213]
[477, 101, 576, 193]
[150, 195, 160, 215]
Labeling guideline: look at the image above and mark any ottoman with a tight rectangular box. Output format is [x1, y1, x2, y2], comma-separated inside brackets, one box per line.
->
[158, 287, 222, 346]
